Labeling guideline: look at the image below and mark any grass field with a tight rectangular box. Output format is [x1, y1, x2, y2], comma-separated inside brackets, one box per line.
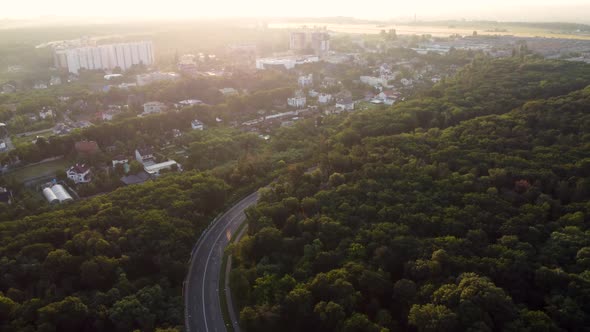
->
[10, 128, 55, 147]
[5, 158, 68, 183]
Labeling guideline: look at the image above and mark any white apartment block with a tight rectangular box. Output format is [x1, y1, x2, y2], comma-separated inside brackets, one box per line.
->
[54, 41, 155, 74]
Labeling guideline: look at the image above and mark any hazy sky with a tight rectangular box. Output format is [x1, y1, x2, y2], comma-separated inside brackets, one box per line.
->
[3, 0, 590, 23]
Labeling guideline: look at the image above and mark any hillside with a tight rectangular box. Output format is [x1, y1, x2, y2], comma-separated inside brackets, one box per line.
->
[230, 84, 590, 330]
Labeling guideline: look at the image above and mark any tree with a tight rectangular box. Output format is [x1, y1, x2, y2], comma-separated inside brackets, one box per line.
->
[409, 304, 458, 332]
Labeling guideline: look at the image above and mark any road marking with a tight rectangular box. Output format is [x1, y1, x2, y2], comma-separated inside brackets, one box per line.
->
[186, 192, 257, 332]
[200, 197, 254, 332]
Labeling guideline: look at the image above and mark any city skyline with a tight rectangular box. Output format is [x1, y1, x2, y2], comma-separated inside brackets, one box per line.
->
[2, 0, 590, 23]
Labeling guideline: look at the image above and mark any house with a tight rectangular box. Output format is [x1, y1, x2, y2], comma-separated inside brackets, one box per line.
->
[135, 147, 155, 165]
[99, 105, 122, 121]
[33, 82, 48, 90]
[112, 155, 129, 168]
[335, 97, 355, 111]
[400, 78, 413, 87]
[288, 96, 307, 108]
[360, 76, 391, 88]
[39, 107, 54, 119]
[191, 119, 205, 130]
[318, 93, 333, 104]
[378, 90, 400, 105]
[67, 164, 92, 184]
[136, 72, 180, 86]
[142, 102, 167, 116]
[321, 77, 338, 88]
[298, 74, 313, 87]
[99, 110, 115, 121]
[288, 90, 307, 108]
[308, 90, 320, 98]
[176, 99, 204, 108]
[75, 141, 100, 156]
[219, 88, 238, 96]
[53, 123, 71, 135]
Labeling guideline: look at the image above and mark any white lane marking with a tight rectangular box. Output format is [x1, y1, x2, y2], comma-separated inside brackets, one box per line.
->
[200, 196, 255, 331]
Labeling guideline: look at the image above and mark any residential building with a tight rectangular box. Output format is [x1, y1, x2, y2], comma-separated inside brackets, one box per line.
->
[53, 41, 155, 74]
[335, 97, 355, 111]
[318, 93, 333, 104]
[219, 88, 238, 96]
[176, 99, 204, 108]
[39, 108, 54, 119]
[288, 91, 307, 108]
[142, 102, 167, 116]
[135, 147, 155, 165]
[378, 90, 400, 105]
[136, 72, 180, 86]
[308, 90, 320, 98]
[191, 119, 205, 130]
[360, 76, 391, 88]
[33, 82, 48, 90]
[112, 155, 129, 168]
[67, 164, 92, 184]
[178, 54, 198, 74]
[289, 30, 330, 55]
[290, 32, 306, 50]
[298, 74, 313, 87]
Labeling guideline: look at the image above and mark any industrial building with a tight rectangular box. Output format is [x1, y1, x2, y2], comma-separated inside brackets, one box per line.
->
[43, 184, 73, 204]
[53, 41, 155, 74]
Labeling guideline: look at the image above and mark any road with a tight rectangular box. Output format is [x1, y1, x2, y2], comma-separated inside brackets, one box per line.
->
[185, 191, 259, 332]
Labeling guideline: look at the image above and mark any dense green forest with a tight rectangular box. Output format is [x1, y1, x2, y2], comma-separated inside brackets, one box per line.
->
[0, 172, 230, 331]
[230, 61, 590, 331]
[2, 56, 590, 332]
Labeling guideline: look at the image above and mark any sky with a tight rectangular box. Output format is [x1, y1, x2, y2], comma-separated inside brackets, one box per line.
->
[2, 0, 590, 23]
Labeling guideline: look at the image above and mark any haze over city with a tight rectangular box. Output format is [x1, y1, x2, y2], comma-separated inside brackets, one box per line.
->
[2, 0, 590, 23]
[2, 0, 590, 331]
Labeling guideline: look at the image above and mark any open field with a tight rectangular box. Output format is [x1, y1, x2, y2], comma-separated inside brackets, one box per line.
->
[4, 157, 68, 183]
[10, 128, 54, 147]
[270, 22, 590, 40]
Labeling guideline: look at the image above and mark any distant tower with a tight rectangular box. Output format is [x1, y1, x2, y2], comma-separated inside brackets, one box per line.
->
[290, 32, 306, 50]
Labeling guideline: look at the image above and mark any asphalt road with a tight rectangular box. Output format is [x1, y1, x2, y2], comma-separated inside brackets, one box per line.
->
[185, 191, 259, 332]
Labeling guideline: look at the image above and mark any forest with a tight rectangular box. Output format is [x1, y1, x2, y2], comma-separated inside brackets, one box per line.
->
[229, 60, 590, 332]
[1, 56, 590, 332]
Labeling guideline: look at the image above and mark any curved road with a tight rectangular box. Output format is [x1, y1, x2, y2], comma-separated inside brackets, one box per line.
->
[185, 191, 259, 332]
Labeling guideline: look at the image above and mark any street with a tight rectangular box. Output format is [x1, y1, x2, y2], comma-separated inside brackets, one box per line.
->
[185, 191, 259, 332]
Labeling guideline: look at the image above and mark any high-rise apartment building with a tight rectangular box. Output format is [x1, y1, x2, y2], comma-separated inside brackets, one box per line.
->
[289, 30, 330, 55]
[53, 41, 155, 74]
